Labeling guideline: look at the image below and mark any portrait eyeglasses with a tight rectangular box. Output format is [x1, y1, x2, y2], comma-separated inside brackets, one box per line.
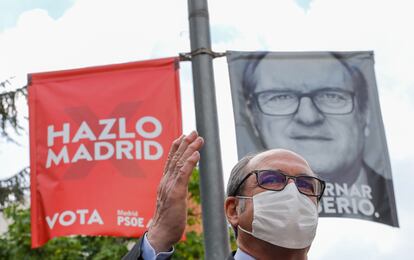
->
[252, 88, 355, 116]
[234, 169, 326, 201]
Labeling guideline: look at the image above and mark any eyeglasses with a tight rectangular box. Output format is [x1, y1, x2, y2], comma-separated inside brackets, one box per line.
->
[234, 169, 326, 201]
[252, 88, 354, 116]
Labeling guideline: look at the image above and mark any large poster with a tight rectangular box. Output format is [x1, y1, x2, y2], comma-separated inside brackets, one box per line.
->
[227, 51, 398, 227]
[29, 57, 182, 247]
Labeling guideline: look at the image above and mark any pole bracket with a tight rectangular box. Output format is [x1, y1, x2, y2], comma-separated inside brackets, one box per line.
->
[179, 48, 226, 61]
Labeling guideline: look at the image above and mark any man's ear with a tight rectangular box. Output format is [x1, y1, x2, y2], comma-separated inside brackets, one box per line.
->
[225, 197, 240, 229]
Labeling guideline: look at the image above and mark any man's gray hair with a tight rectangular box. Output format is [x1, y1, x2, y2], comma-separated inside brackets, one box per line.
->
[226, 154, 256, 197]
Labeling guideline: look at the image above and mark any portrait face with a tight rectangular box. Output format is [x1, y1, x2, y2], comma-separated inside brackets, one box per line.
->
[249, 55, 367, 182]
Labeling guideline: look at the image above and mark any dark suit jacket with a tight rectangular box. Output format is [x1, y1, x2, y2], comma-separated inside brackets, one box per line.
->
[227, 251, 236, 260]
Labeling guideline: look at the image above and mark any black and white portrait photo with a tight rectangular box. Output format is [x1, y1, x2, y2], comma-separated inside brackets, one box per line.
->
[227, 51, 398, 226]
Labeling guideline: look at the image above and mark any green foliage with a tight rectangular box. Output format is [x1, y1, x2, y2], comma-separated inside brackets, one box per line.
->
[188, 168, 201, 204]
[173, 168, 204, 259]
[229, 228, 238, 252]
[174, 231, 204, 260]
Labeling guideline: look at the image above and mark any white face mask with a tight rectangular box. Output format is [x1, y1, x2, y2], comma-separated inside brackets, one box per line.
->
[237, 182, 318, 249]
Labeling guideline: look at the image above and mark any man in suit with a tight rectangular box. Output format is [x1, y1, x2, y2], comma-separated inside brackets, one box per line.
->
[123, 130, 325, 259]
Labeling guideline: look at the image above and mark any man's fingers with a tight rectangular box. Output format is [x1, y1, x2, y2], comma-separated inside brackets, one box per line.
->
[163, 135, 184, 174]
[177, 151, 201, 186]
[148, 134, 202, 252]
[174, 136, 203, 173]
[159, 132, 201, 199]
[168, 131, 198, 173]
[184, 136, 204, 157]
[158, 135, 185, 199]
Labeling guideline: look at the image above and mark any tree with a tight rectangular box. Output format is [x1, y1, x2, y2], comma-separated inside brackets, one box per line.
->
[0, 167, 29, 211]
[0, 78, 27, 140]
[0, 78, 28, 209]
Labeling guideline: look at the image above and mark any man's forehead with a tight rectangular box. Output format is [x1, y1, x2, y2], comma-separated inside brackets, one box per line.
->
[246, 149, 314, 176]
[253, 57, 354, 93]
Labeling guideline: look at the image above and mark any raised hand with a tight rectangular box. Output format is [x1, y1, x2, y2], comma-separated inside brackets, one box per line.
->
[147, 130, 204, 252]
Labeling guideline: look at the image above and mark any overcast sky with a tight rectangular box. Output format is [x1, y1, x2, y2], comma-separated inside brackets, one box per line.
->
[1, 0, 413, 259]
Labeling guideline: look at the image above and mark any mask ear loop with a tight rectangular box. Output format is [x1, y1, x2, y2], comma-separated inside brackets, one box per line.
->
[236, 195, 253, 199]
[235, 196, 254, 238]
[238, 224, 254, 237]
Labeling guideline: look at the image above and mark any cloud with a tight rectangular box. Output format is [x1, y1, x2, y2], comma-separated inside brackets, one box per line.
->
[295, 0, 313, 11]
[0, 0, 190, 79]
[0, 0, 75, 32]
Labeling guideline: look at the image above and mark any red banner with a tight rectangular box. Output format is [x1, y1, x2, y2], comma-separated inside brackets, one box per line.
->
[29, 57, 182, 247]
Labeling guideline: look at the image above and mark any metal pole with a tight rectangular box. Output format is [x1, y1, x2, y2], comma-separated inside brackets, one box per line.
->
[187, 0, 230, 259]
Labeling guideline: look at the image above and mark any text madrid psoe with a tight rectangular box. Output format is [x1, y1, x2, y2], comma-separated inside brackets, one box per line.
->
[45, 116, 164, 168]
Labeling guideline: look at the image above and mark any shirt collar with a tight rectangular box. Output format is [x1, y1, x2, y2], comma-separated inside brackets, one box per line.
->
[234, 248, 256, 260]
